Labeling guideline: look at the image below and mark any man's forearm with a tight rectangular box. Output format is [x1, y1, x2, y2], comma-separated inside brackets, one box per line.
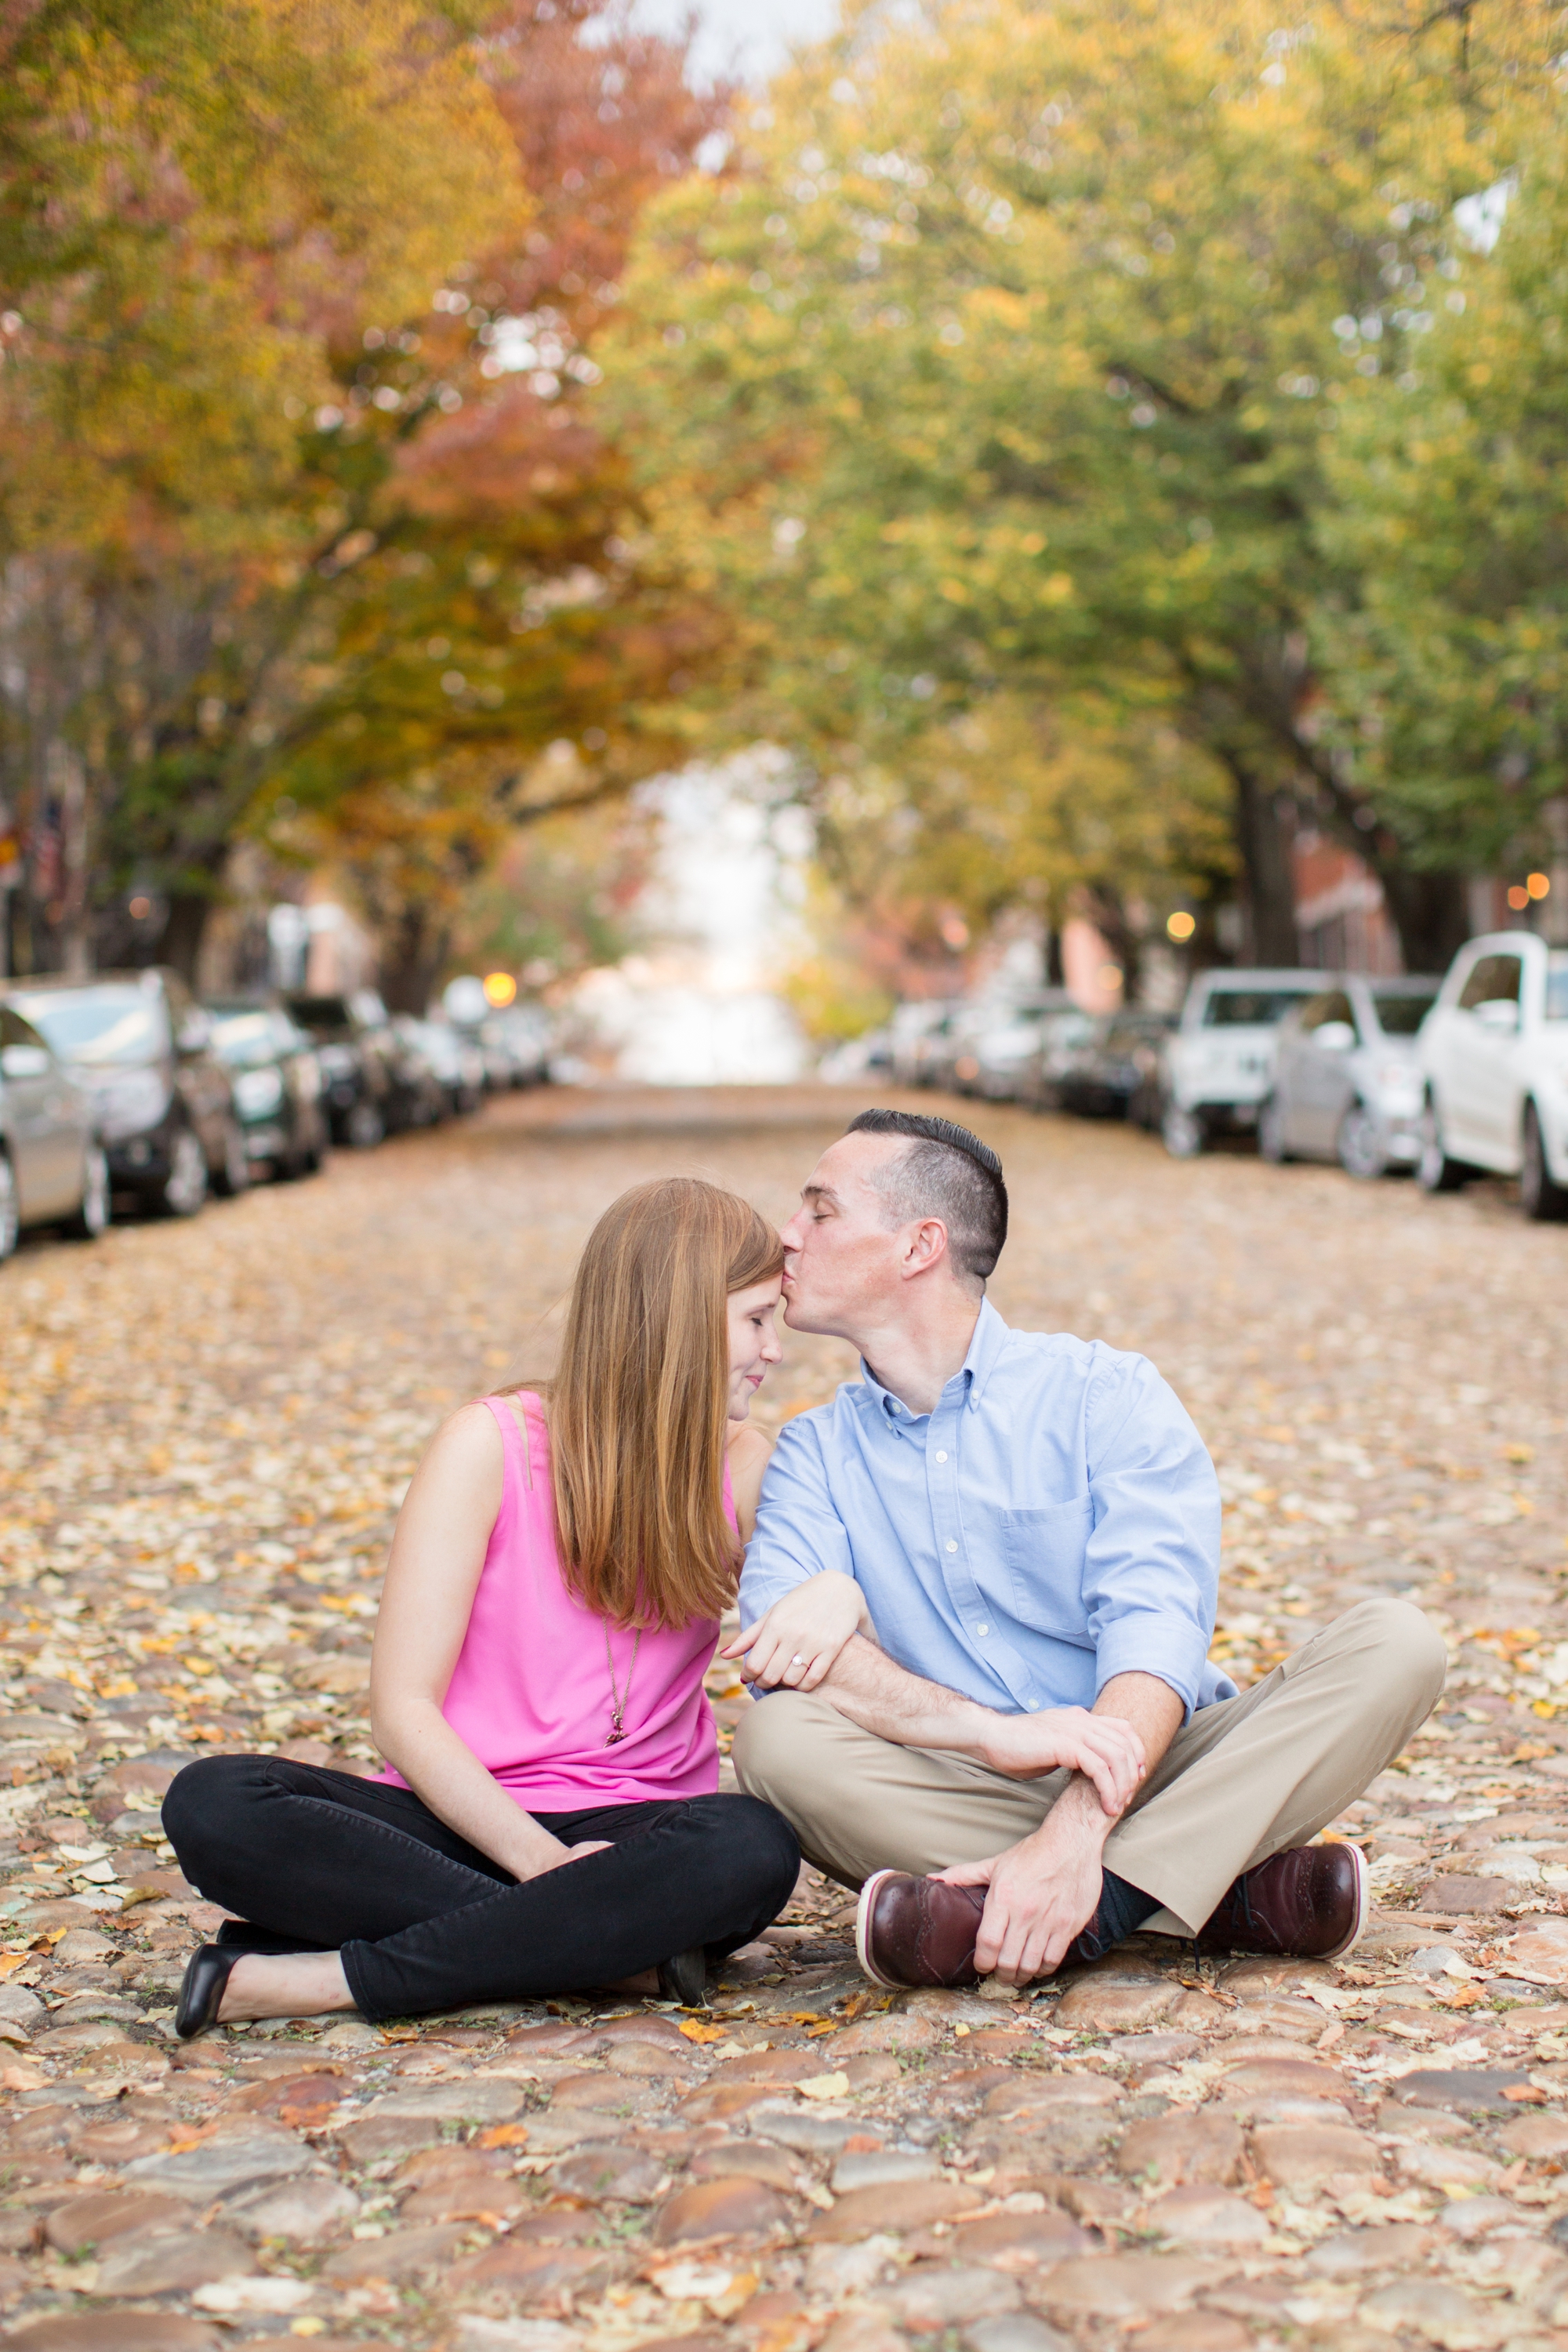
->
[817, 1632, 1000, 1759]
[819, 1640, 1184, 1807]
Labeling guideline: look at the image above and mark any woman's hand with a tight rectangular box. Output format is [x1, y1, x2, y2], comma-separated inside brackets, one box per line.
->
[721, 1570, 872, 1691]
[525, 1838, 613, 1878]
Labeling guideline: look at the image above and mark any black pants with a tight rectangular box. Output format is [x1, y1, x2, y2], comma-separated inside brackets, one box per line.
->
[162, 1755, 800, 2024]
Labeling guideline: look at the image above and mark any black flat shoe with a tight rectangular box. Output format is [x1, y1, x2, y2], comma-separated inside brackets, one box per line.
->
[175, 1944, 245, 2039]
[656, 1946, 707, 2006]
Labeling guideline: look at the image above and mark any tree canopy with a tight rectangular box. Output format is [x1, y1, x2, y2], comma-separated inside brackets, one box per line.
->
[615, 0, 1567, 972]
[0, 0, 727, 996]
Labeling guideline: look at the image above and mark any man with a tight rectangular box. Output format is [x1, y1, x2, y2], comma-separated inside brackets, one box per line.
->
[730, 1109, 1444, 1989]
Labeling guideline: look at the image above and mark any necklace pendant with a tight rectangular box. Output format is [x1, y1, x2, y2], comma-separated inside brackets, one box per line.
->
[605, 1724, 626, 1747]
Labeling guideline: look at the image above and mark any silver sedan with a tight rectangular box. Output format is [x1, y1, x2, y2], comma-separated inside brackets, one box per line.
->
[1259, 976, 1439, 1178]
[0, 1004, 109, 1258]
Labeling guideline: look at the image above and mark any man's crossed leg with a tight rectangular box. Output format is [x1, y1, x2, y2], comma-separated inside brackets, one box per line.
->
[734, 1596, 1446, 1984]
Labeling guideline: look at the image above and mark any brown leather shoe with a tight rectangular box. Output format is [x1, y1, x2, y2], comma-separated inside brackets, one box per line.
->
[1196, 1840, 1368, 1962]
[855, 1871, 1128, 1989]
[855, 1870, 986, 1989]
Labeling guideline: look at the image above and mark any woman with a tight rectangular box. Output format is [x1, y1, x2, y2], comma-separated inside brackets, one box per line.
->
[162, 1178, 801, 2034]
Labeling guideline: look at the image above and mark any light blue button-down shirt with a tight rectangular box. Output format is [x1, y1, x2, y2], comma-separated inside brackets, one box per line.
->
[739, 1298, 1234, 1720]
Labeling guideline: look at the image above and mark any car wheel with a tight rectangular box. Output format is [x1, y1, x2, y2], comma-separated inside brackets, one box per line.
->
[1521, 1102, 1568, 1222]
[212, 1118, 251, 1198]
[1337, 1102, 1388, 1182]
[1161, 1102, 1203, 1159]
[346, 1098, 385, 1149]
[0, 1154, 17, 1262]
[64, 1143, 111, 1240]
[161, 1125, 209, 1217]
[1258, 1095, 1292, 1164]
[1415, 1098, 1469, 1194]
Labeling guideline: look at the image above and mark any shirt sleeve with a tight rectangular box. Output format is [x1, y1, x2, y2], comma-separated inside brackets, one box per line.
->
[738, 1413, 855, 1627]
[1080, 1352, 1221, 1718]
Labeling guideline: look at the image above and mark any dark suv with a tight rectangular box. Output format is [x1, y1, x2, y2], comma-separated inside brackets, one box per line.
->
[285, 989, 416, 1148]
[7, 969, 247, 1215]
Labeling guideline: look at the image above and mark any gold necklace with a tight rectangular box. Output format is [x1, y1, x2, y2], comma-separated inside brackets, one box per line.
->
[604, 1624, 642, 1747]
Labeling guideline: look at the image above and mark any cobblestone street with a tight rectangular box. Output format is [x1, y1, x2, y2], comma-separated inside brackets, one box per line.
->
[2, 1086, 1568, 2352]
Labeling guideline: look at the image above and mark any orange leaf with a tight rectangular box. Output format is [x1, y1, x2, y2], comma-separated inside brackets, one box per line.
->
[477, 2123, 531, 2148]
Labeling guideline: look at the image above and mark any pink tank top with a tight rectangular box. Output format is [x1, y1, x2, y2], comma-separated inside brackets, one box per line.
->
[378, 1393, 728, 1811]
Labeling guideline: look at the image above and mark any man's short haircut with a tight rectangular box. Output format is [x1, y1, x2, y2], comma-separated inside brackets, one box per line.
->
[845, 1108, 1008, 1286]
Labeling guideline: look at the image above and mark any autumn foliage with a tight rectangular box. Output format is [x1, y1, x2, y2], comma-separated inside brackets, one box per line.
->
[0, 0, 730, 1001]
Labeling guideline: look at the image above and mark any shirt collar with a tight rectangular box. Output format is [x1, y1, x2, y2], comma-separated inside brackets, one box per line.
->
[858, 1296, 1011, 1423]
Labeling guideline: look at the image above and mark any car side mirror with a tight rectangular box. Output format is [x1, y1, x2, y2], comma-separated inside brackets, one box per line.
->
[0, 1044, 50, 1080]
[1474, 998, 1519, 1033]
[1313, 1021, 1356, 1052]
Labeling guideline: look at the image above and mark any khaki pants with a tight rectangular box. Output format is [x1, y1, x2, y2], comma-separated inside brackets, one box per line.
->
[731, 1596, 1446, 1936]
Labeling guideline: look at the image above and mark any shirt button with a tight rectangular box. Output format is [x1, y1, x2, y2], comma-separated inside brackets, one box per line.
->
[976, 1623, 989, 1637]
[946, 1540, 958, 1554]
[935, 1450, 948, 1463]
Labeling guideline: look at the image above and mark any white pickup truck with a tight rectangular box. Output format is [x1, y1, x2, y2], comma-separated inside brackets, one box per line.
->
[1160, 968, 1325, 1158]
[1417, 931, 1568, 1219]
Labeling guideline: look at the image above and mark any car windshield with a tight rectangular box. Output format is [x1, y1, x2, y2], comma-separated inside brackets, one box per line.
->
[1370, 989, 1437, 1036]
[211, 1011, 280, 1069]
[289, 996, 353, 1037]
[1548, 956, 1568, 1021]
[1201, 989, 1313, 1027]
[10, 983, 169, 1065]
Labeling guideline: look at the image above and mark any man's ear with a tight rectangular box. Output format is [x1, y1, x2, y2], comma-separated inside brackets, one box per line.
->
[901, 1218, 951, 1279]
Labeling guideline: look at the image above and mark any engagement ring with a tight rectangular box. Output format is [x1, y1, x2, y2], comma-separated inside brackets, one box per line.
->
[790, 1653, 806, 1665]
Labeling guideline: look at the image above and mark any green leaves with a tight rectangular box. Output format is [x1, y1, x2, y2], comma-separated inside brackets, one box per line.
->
[616, 0, 1568, 967]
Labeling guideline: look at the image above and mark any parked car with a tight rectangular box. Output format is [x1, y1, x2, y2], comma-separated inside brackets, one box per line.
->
[394, 1018, 484, 1118]
[889, 1000, 955, 1087]
[6, 969, 246, 1214]
[931, 1001, 1001, 1093]
[1259, 976, 1439, 1178]
[1160, 969, 1325, 1157]
[206, 1002, 329, 1181]
[818, 1027, 893, 1084]
[1014, 1004, 1102, 1111]
[1416, 931, 1568, 1218]
[285, 989, 416, 1147]
[0, 1004, 109, 1258]
[480, 1004, 553, 1089]
[899, 1000, 969, 1088]
[1053, 1010, 1176, 1121]
[966, 992, 1084, 1101]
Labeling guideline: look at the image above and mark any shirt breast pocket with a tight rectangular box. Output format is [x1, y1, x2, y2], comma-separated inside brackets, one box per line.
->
[996, 1498, 1095, 1644]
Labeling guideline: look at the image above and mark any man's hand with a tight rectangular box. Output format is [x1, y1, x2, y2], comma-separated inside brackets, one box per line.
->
[723, 1572, 873, 1691]
[935, 1784, 1108, 1984]
[975, 1705, 1145, 1814]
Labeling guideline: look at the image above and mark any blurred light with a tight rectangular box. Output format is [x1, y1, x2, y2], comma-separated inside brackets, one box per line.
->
[483, 971, 517, 1007]
[1167, 910, 1196, 942]
[938, 915, 970, 950]
[1097, 963, 1124, 993]
[1528, 872, 1552, 899]
[1508, 885, 1530, 911]
[129, 895, 151, 920]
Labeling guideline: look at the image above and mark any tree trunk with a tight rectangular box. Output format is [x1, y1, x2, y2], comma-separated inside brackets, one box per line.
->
[160, 889, 212, 983]
[1082, 887, 1142, 1001]
[378, 901, 451, 1014]
[1229, 764, 1300, 965]
[1377, 867, 1471, 976]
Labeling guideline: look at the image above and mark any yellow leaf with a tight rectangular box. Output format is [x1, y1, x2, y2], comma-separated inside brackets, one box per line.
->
[677, 2017, 730, 2043]
[794, 2069, 851, 2101]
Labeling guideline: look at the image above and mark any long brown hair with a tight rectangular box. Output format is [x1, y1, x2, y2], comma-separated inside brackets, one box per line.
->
[538, 1178, 784, 1630]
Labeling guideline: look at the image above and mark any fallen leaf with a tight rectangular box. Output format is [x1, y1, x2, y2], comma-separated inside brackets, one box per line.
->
[794, 2071, 851, 2101]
